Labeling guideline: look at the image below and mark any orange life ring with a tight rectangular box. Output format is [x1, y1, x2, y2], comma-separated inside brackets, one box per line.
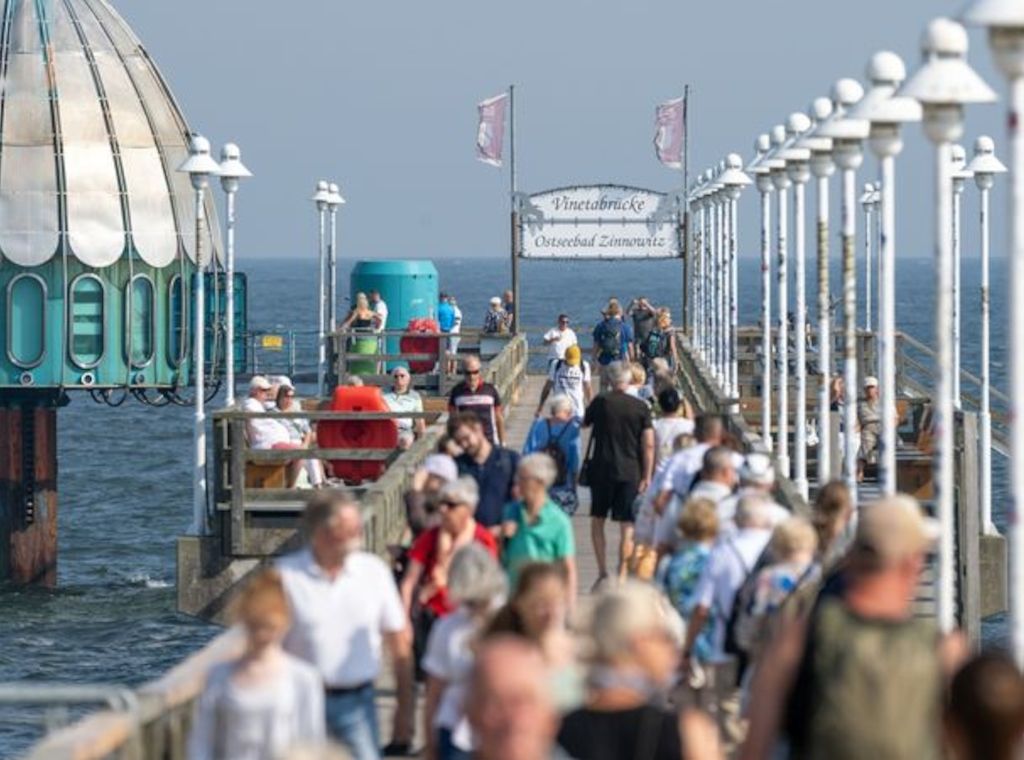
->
[318, 385, 398, 484]
[400, 318, 441, 374]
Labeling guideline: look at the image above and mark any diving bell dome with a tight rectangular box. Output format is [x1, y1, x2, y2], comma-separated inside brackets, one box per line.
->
[0, 0, 221, 269]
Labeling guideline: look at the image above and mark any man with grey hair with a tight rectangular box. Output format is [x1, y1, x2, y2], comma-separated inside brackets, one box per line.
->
[583, 360, 654, 586]
[277, 493, 413, 759]
[717, 452, 790, 534]
[682, 491, 774, 750]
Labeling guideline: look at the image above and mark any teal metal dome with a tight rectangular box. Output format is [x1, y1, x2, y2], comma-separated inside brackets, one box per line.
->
[0, 0, 222, 391]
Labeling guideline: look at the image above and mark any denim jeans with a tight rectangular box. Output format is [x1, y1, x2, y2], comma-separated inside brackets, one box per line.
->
[325, 684, 379, 760]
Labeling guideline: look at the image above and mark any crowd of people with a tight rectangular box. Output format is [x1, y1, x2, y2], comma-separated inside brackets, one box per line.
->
[203, 297, 1024, 760]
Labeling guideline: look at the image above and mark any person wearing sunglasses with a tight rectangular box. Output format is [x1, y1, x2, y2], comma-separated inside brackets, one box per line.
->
[383, 366, 425, 450]
[542, 314, 577, 372]
[447, 355, 505, 446]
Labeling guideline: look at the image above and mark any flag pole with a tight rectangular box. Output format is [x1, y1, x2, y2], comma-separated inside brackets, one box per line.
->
[509, 84, 521, 334]
[682, 85, 691, 336]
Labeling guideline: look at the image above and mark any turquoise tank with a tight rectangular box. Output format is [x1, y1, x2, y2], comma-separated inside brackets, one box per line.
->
[350, 260, 439, 362]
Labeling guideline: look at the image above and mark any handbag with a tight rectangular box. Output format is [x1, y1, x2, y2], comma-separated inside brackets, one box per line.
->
[578, 431, 596, 487]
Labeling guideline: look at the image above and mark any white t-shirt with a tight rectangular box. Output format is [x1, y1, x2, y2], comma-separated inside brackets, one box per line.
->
[543, 327, 578, 361]
[693, 527, 773, 662]
[653, 417, 696, 465]
[242, 397, 291, 449]
[451, 305, 463, 334]
[548, 360, 592, 419]
[373, 300, 389, 332]
[422, 607, 478, 751]
[278, 549, 406, 687]
[659, 443, 711, 497]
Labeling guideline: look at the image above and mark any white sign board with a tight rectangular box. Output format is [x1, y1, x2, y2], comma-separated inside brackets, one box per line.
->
[518, 185, 681, 260]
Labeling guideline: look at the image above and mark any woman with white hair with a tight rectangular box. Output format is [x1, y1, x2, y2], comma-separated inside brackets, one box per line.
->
[501, 454, 578, 601]
[557, 581, 693, 760]
[400, 477, 498, 667]
[422, 544, 507, 760]
[522, 394, 581, 515]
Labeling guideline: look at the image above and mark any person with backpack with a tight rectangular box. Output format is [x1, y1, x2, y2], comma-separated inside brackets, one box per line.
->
[592, 299, 634, 368]
[682, 493, 774, 754]
[535, 345, 593, 421]
[638, 308, 677, 372]
[522, 395, 581, 516]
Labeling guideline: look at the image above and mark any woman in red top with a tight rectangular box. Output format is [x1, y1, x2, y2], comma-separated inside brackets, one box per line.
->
[401, 476, 499, 621]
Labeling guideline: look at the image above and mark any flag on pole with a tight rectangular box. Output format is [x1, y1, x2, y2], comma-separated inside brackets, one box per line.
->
[654, 96, 686, 169]
[477, 92, 508, 167]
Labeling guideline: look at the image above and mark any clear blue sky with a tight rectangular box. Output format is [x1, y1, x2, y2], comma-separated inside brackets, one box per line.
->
[118, 0, 1005, 261]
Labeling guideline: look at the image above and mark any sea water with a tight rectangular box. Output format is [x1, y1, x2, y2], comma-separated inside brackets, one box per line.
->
[0, 254, 1009, 754]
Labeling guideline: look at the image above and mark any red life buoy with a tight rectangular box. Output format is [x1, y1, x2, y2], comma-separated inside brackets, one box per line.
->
[318, 385, 398, 484]
[400, 318, 440, 374]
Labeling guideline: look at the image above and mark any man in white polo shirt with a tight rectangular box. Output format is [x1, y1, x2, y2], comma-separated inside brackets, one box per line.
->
[278, 493, 413, 759]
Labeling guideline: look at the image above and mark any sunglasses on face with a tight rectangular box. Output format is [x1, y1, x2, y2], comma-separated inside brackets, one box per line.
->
[464, 369, 480, 376]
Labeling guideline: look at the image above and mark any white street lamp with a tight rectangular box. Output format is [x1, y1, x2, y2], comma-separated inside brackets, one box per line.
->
[818, 78, 870, 504]
[218, 143, 251, 410]
[692, 180, 707, 360]
[798, 97, 836, 486]
[849, 51, 922, 496]
[952, 144, 973, 410]
[967, 135, 1007, 537]
[312, 180, 332, 397]
[747, 134, 774, 452]
[326, 183, 346, 337]
[783, 113, 813, 499]
[768, 124, 793, 477]
[860, 182, 876, 332]
[962, 0, 1024, 665]
[177, 134, 221, 536]
[721, 153, 753, 412]
[715, 161, 728, 392]
[900, 16, 996, 633]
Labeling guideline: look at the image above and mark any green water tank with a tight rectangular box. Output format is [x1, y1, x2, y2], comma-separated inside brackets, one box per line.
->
[349, 260, 439, 363]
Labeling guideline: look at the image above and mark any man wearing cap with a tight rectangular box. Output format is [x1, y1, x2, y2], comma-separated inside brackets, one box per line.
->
[742, 495, 965, 760]
[536, 344, 593, 421]
[541, 314, 578, 371]
[857, 376, 882, 482]
[715, 452, 791, 535]
[382, 365, 425, 450]
[242, 375, 307, 487]
[404, 454, 459, 538]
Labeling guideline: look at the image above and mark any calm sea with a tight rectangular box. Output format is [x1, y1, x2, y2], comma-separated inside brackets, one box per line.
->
[0, 254, 1010, 754]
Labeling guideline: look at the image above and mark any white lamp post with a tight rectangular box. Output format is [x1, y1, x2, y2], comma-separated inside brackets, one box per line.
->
[962, 0, 1024, 665]
[782, 113, 813, 498]
[952, 144, 973, 410]
[693, 181, 706, 359]
[218, 143, 251, 410]
[721, 153, 753, 410]
[715, 161, 728, 391]
[177, 134, 221, 536]
[849, 51, 922, 496]
[900, 16, 996, 633]
[768, 124, 792, 477]
[967, 135, 1007, 536]
[326, 183, 346, 336]
[747, 134, 774, 452]
[798, 97, 836, 486]
[312, 180, 331, 396]
[818, 78, 869, 503]
[860, 182, 876, 332]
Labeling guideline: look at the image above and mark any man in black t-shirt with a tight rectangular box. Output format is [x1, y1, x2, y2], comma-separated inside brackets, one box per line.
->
[583, 361, 654, 586]
[448, 354, 505, 445]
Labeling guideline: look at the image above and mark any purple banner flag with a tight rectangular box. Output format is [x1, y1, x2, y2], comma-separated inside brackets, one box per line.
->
[654, 96, 686, 169]
[477, 92, 508, 167]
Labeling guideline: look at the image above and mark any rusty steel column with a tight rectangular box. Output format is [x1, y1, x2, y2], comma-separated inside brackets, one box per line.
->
[0, 395, 58, 586]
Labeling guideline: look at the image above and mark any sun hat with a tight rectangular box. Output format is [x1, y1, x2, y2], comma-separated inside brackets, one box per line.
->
[740, 452, 775, 487]
[489, 296, 502, 305]
[853, 495, 940, 564]
[249, 375, 272, 391]
[564, 345, 582, 366]
[423, 454, 458, 483]
[864, 376, 879, 388]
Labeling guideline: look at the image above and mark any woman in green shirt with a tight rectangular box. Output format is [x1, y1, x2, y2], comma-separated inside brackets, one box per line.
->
[501, 453, 578, 602]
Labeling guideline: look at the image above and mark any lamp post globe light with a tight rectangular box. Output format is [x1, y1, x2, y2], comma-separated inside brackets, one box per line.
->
[967, 135, 1007, 538]
[326, 183, 346, 337]
[768, 124, 793, 477]
[818, 78, 869, 504]
[177, 133, 222, 536]
[962, 0, 1024, 665]
[721, 152, 753, 411]
[217, 143, 252, 410]
[899, 16, 996, 634]
[848, 50, 922, 497]
[951, 143, 974, 411]
[860, 182, 876, 332]
[798, 96, 836, 486]
[312, 180, 332, 397]
[748, 133, 775, 452]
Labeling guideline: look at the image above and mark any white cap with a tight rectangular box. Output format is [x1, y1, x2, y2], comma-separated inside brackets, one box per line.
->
[249, 375, 272, 391]
[423, 454, 458, 483]
[740, 453, 775, 486]
[864, 376, 879, 388]
[272, 375, 294, 389]
[489, 296, 502, 305]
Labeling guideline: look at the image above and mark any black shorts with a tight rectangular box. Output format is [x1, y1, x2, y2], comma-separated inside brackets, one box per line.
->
[590, 478, 639, 522]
